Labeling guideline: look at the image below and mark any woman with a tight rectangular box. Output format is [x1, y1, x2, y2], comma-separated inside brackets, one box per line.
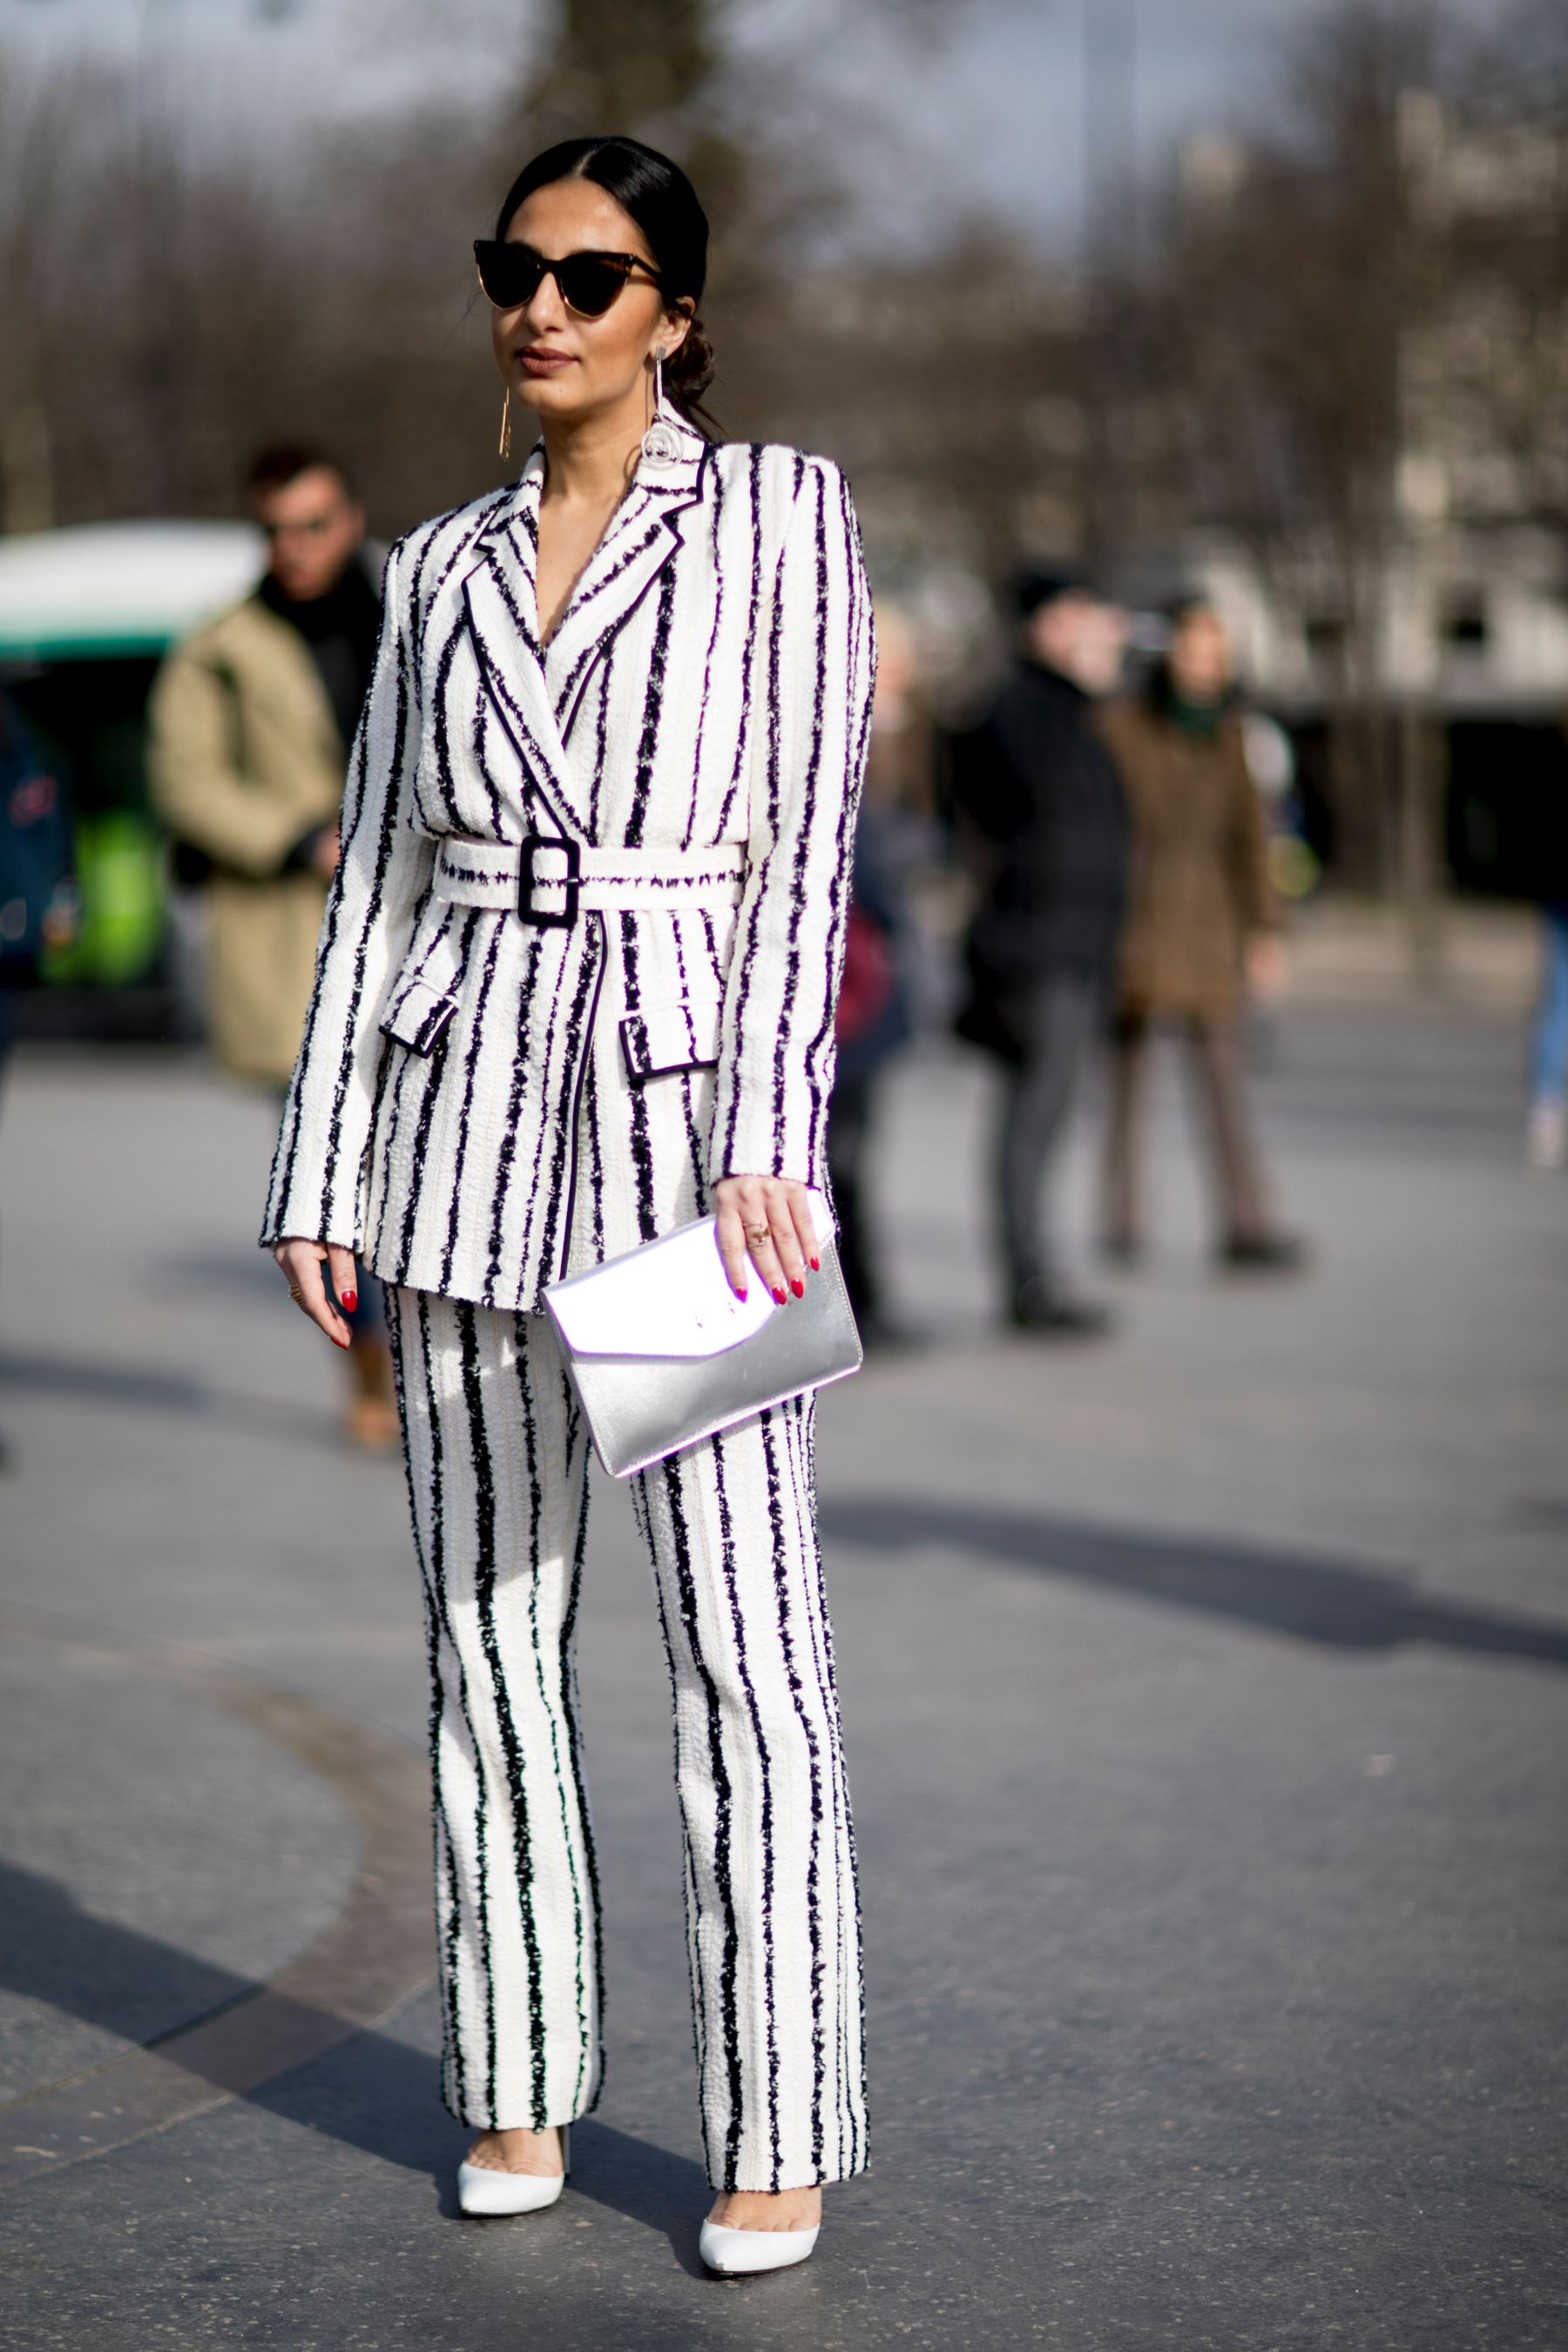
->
[266, 136, 874, 2275]
[1098, 599, 1303, 1270]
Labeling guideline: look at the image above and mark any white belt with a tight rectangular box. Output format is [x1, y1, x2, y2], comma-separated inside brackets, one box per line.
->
[433, 835, 747, 929]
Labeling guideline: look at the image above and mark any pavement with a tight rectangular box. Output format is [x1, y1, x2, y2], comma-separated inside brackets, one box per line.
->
[1, 1007, 1565, 2350]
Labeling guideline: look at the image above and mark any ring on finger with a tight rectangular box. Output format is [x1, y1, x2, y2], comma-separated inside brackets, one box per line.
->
[287, 1284, 305, 1305]
[744, 1223, 771, 1245]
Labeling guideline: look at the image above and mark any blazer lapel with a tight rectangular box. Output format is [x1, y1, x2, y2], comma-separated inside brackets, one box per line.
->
[460, 419, 710, 839]
[462, 452, 581, 839]
[544, 422, 709, 742]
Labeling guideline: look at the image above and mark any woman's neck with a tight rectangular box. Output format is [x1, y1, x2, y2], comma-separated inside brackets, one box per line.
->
[1156, 668, 1227, 734]
[530, 389, 653, 644]
[536, 394, 646, 508]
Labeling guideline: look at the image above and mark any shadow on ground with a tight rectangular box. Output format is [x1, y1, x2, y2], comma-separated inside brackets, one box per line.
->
[0, 1858, 255, 2051]
[0, 1348, 336, 1450]
[820, 1497, 1568, 1668]
[0, 1857, 707, 2261]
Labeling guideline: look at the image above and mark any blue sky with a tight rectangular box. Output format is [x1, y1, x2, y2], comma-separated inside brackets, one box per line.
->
[0, 0, 1490, 253]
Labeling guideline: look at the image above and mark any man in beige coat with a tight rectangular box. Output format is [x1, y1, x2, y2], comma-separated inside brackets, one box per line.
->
[150, 447, 374, 1084]
[150, 446, 395, 1440]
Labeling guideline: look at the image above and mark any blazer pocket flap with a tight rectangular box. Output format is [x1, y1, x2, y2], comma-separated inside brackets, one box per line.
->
[619, 996, 722, 1085]
[381, 974, 458, 1056]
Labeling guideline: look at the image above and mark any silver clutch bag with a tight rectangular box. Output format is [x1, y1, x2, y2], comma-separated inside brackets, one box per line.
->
[542, 1190, 862, 1479]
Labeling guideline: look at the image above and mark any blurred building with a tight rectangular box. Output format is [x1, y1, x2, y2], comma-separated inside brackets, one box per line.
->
[1171, 90, 1568, 905]
[775, 68, 1568, 917]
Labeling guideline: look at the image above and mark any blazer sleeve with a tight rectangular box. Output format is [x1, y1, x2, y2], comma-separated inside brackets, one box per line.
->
[260, 539, 435, 1250]
[708, 455, 876, 1187]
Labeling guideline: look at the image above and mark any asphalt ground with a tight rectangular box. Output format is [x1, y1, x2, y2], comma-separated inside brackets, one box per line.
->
[1, 1005, 1565, 2350]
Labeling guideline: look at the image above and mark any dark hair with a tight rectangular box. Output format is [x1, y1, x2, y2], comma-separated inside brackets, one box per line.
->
[492, 136, 717, 433]
[1012, 564, 1093, 620]
[247, 443, 355, 501]
[1166, 592, 1220, 628]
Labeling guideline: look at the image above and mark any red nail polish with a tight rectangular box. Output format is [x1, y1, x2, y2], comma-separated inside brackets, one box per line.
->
[773, 1286, 787, 1304]
[737, 1288, 748, 1301]
[809, 1257, 821, 1273]
[790, 1278, 804, 1298]
[341, 1288, 357, 1314]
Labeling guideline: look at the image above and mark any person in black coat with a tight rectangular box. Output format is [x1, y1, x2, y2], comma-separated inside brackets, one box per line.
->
[950, 569, 1128, 1334]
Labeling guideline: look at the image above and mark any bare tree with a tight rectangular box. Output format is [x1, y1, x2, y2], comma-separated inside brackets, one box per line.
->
[0, 42, 378, 529]
[1443, 0, 1568, 543]
[0, 0, 1089, 597]
[516, 0, 719, 148]
[1152, 1, 1450, 892]
[739, 232, 1088, 595]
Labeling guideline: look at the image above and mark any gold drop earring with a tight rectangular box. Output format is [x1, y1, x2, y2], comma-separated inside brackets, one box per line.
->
[498, 385, 513, 462]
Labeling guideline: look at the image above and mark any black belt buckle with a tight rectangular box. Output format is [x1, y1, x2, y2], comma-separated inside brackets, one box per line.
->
[518, 835, 580, 929]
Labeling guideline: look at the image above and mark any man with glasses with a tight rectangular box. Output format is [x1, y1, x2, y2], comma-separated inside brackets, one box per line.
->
[150, 444, 394, 1443]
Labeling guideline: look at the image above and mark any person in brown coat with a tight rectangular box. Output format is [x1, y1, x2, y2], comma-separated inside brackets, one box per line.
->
[1097, 600, 1305, 1271]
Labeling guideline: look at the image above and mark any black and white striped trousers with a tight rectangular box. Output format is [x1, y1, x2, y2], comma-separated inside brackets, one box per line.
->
[388, 1288, 868, 2192]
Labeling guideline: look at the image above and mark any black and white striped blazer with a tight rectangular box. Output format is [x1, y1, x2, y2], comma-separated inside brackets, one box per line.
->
[261, 416, 876, 1313]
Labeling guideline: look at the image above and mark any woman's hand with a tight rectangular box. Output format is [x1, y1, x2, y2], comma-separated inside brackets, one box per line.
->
[713, 1175, 820, 1304]
[274, 1237, 358, 1348]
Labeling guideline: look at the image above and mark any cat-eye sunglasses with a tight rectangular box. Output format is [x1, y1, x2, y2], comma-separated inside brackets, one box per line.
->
[474, 240, 666, 319]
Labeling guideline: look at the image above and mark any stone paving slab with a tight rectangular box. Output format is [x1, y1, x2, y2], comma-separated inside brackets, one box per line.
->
[0, 1627, 360, 2105]
[0, 1611, 434, 2186]
[1, 1015, 1565, 2348]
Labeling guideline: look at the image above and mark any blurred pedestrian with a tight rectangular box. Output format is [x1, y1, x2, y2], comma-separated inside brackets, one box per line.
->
[148, 444, 397, 1445]
[267, 139, 869, 2272]
[950, 569, 1128, 1336]
[0, 683, 78, 1068]
[1525, 903, 1568, 1170]
[1098, 598, 1305, 1271]
[1524, 708, 1568, 1171]
[827, 606, 929, 1343]
[0, 683, 78, 1469]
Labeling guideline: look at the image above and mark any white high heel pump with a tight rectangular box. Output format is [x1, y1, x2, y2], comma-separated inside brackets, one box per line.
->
[457, 2126, 569, 2217]
[698, 2216, 821, 2276]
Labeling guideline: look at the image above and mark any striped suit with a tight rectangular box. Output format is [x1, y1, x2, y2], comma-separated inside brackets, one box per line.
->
[262, 414, 875, 2189]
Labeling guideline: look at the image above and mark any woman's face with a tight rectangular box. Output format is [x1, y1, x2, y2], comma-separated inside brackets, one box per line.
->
[492, 178, 690, 429]
[1168, 608, 1232, 704]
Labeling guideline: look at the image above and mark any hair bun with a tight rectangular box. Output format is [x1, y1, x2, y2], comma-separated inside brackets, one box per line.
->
[666, 315, 718, 436]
